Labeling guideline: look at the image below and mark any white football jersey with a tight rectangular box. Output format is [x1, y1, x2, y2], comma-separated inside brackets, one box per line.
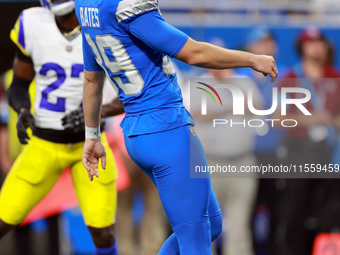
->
[11, 7, 84, 130]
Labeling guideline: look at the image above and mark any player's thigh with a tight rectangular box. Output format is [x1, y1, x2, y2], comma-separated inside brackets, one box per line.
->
[191, 138, 221, 217]
[124, 135, 155, 184]
[0, 137, 61, 225]
[126, 125, 212, 225]
[71, 137, 117, 228]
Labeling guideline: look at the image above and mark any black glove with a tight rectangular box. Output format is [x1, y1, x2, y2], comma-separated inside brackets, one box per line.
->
[62, 107, 85, 134]
[16, 109, 35, 145]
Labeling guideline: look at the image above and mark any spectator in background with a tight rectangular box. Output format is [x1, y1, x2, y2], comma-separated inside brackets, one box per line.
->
[244, 27, 286, 157]
[240, 26, 287, 77]
[274, 27, 340, 255]
[241, 26, 287, 255]
[189, 38, 261, 255]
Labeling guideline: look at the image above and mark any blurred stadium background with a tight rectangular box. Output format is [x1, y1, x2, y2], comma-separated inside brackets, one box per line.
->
[1, 0, 340, 255]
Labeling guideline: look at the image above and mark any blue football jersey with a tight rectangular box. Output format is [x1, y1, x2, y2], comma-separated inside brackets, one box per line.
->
[75, 0, 191, 136]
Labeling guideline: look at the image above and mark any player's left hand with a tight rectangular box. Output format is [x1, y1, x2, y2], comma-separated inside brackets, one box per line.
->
[82, 138, 107, 181]
[61, 107, 85, 133]
[16, 108, 35, 144]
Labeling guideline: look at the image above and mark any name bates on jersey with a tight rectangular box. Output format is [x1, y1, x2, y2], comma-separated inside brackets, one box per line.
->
[79, 7, 101, 28]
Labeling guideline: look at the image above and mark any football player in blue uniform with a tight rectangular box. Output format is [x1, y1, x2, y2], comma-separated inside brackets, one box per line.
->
[76, 0, 278, 254]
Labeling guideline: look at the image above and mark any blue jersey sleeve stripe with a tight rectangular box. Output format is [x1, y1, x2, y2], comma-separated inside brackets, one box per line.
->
[116, 0, 158, 24]
[18, 12, 25, 50]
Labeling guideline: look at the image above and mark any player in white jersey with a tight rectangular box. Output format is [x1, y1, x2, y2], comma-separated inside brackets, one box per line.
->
[0, 1, 120, 254]
[20, 8, 85, 131]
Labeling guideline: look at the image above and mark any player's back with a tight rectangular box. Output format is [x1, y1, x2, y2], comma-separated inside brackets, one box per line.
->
[76, 0, 185, 116]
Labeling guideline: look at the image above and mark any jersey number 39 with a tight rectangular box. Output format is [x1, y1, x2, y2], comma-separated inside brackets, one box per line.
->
[85, 34, 145, 95]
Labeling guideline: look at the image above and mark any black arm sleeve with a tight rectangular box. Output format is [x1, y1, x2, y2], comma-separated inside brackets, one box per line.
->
[7, 75, 31, 113]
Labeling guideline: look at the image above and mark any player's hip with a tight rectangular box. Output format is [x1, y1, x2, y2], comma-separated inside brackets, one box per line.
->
[124, 124, 195, 168]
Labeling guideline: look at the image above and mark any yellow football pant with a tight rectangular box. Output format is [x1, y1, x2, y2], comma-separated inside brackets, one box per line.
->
[0, 133, 117, 228]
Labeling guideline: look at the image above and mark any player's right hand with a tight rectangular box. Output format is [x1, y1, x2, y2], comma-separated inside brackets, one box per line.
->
[16, 108, 35, 145]
[83, 138, 107, 181]
[251, 55, 278, 82]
